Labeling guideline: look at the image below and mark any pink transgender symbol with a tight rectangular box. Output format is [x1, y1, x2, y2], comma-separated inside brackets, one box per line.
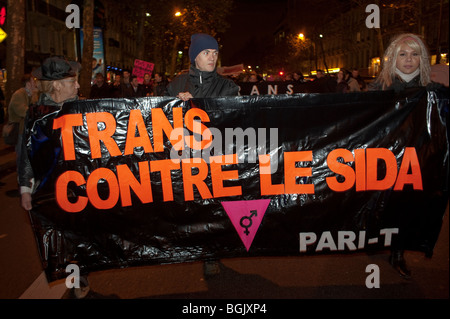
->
[221, 199, 271, 251]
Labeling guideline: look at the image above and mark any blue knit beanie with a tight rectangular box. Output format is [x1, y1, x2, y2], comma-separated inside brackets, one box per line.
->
[189, 33, 219, 64]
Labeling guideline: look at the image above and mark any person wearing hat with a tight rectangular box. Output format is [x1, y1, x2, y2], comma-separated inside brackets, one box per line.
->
[166, 34, 238, 278]
[16, 56, 91, 299]
[18, 56, 80, 212]
[166, 33, 239, 100]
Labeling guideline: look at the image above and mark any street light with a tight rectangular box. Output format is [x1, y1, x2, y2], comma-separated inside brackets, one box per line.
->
[298, 33, 304, 41]
[170, 10, 183, 75]
[317, 33, 328, 74]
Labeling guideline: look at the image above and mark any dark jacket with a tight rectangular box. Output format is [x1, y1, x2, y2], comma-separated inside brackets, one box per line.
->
[121, 82, 134, 98]
[141, 81, 153, 97]
[18, 94, 76, 193]
[90, 82, 111, 99]
[110, 83, 123, 98]
[166, 65, 239, 98]
[336, 81, 349, 93]
[154, 80, 168, 96]
[368, 75, 421, 91]
[127, 84, 146, 98]
[306, 76, 337, 93]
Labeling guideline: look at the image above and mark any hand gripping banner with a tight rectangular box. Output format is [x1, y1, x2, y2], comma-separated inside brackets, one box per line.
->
[25, 87, 449, 282]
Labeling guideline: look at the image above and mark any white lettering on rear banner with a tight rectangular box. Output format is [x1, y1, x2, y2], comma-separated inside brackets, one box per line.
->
[299, 228, 399, 252]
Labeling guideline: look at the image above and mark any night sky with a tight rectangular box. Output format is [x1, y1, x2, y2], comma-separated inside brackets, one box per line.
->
[220, 0, 354, 67]
[221, 0, 287, 66]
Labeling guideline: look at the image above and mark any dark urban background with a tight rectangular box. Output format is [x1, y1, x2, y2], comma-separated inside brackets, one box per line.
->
[0, 0, 448, 101]
[0, 0, 448, 303]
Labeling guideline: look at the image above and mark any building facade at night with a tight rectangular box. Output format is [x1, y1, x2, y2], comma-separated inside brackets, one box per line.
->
[1, 1, 448, 81]
[275, 0, 449, 77]
[24, 0, 77, 71]
[0, 0, 140, 77]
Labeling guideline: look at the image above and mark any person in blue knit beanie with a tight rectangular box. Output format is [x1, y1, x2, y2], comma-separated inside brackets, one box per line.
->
[166, 34, 238, 277]
[166, 33, 239, 101]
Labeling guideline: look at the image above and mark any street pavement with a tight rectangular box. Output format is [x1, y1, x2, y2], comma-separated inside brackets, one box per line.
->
[0, 124, 448, 304]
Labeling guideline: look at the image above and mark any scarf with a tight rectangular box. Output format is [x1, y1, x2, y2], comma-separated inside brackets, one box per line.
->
[395, 68, 420, 83]
[41, 93, 78, 107]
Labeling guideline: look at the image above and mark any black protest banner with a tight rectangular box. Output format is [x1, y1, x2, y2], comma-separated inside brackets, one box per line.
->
[25, 88, 448, 281]
[237, 79, 338, 95]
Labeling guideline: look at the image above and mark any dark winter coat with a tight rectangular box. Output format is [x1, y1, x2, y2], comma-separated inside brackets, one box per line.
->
[18, 94, 73, 192]
[90, 82, 111, 99]
[368, 75, 422, 91]
[166, 65, 239, 98]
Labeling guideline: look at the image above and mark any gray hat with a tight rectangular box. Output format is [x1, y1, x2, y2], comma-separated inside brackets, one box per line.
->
[32, 56, 81, 81]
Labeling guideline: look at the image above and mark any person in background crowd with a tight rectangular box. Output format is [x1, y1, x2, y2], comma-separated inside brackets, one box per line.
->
[293, 72, 305, 83]
[7, 74, 38, 167]
[336, 69, 349, 93]
[315, 69, 325, 79]
[248, 73, 261, 83]
[284, 73, 293, 81]
[351, 68, 367, 91]
[126, 75, 145, 97]
[310, 69, 336, 92]
[89, 72, 111, 99]
[240, 74, 249, 82]
[141, 73, 153, 97]
[165, 33, 239, 277]
[153, 73, 168, 96]
[368, 33, 440, 279]
[122, 69, 131, 85]
[166, 33, 239, 100]
[110, 73, 122, 98]
[121, 69, 133, 97]
[343, 68, 360, 92]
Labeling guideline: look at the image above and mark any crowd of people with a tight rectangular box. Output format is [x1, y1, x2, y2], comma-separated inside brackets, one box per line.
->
[233, 67, 369, 93]
[89, 69, 169, 99]
[2, 31, 447, 298]
[86, 35, 448, 100]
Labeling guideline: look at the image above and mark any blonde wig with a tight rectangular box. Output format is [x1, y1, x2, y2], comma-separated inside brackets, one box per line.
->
[377, 33, 431, 90]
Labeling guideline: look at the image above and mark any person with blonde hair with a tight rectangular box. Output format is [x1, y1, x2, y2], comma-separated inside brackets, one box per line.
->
[369, 34, 441, 279]
[369, 33, 431, 91]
